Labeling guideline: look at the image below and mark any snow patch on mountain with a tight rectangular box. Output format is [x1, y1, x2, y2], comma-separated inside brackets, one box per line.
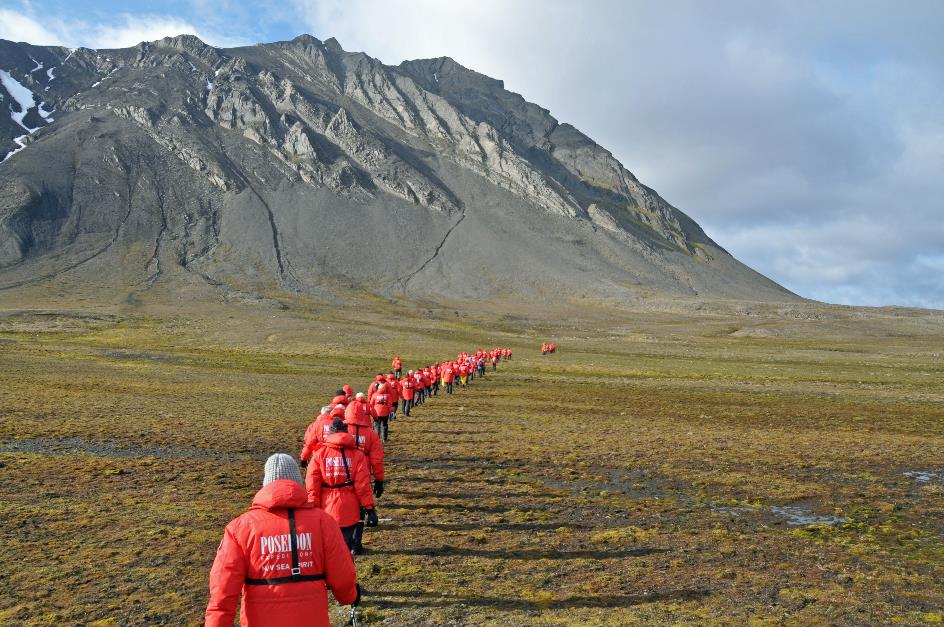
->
[3, 134, 29, 162]
[1, 69, 39, 131]
[1, 68, 56, 161]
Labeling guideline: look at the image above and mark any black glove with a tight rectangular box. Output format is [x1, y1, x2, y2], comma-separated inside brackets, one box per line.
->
[299, 459, 308, 469]
[352, 583, 362, 607]
[373, 479, 384, 499]
[365, 508, 379, 527]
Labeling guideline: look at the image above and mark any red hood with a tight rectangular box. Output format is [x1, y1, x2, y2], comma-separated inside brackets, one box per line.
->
[250, 480, 311, 510]
[345, 414, 372, 428]
[323, 432, 356, 449]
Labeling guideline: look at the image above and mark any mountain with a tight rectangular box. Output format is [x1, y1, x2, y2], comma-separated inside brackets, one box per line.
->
[0, 34, 797, 304]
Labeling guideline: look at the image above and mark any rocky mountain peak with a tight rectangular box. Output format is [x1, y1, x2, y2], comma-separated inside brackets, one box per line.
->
[0, 35, 796, 303]
[323, 37, 344, 54]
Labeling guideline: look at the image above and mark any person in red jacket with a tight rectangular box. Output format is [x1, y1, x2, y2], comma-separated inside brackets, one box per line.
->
[300, 405, 346, 464]
[306, 420, 378, 555]
[418, 369, 430, 402]
[299, 405, 332, 465]
[399, 374, 415, 416]
[491, 353, 499, 371]
[385, 373, 399, 417]
[412, 370, 425, 405]
[344, 393, 371, 427]
[392, 356, 402, 379]
[369, 383, 391, 441]
[345, 406, 385, 498]
[368, 374, 385, 399]
[205, 453, 360, 627]
[442, 363, 455, 394]
[430, 364, 441, 396]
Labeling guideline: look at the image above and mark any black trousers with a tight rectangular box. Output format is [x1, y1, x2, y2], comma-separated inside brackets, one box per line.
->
[403, 398, 412, 415]
[375, 416, 389, 440]
[341, 522, 364, 552]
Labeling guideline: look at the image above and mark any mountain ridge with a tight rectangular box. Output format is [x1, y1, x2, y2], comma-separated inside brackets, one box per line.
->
[0, 33, 798, 304]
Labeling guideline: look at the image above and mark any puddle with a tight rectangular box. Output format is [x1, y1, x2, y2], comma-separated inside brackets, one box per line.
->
[707, 501, 847, 527]
[710, 505, 756, 516]
[904, 470, 944, 483]
[770, 505, 847, 526]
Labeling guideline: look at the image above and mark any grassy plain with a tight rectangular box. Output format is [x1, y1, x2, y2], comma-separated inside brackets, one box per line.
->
[0, 294, 942, 625]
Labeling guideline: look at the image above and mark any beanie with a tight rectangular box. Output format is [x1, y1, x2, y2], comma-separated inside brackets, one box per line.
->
[262, 453, 304, 487]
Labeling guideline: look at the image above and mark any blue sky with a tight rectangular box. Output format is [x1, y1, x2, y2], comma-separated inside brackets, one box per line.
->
[2, 0, 943, 309]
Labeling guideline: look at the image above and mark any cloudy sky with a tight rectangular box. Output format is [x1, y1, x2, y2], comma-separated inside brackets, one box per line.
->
[2, 0, 942, 308]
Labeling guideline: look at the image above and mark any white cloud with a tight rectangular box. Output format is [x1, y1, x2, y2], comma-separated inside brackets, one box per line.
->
[0, 8, 63, 45]
[0, 7, 246, 49]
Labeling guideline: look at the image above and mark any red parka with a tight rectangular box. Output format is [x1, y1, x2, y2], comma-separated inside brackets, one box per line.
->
[345, 412, 385, 481]
[442, 366, 455, 383]
[205, 480, 357, 627]
[385, 375, 399, 403]
[344, 397, 371, 426]
[399, 376, 415, 401]
[299, 410, 330, 463]
[300, 407, 345, 462]
[370, 385, 390, 419]
[305, 433, 374, 527]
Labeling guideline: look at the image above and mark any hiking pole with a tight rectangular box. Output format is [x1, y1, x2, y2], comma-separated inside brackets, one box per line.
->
[350, 605, 359, 627]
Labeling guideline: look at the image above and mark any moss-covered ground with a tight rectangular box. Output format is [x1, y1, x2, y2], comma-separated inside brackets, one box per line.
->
[0, 299, 941, 625]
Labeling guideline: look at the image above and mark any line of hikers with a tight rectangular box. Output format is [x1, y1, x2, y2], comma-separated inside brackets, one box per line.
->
[206, 348, 513, 626]
[541, 343, 557, 355]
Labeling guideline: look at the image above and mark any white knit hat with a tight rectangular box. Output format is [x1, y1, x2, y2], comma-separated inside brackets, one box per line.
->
[262, 453, 304, 487]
